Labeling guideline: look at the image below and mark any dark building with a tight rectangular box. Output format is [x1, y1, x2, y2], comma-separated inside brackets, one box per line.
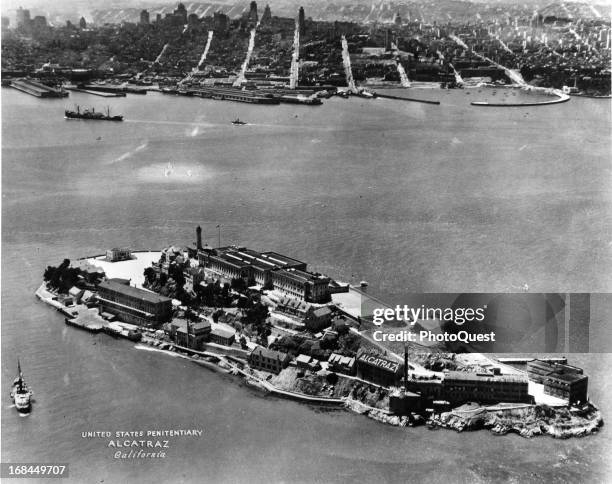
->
[97, 280, 172, 327]
[248, 346, 291, 374]
[79, 17, 86, 29]
[210, 328, 235, 347]
[213, 11, 228, 32]
[389, 389, 422, 415]
[31, 16, 47, 33]
[298, 6, 305, 36]
[174, 2, 188, 22]
[356, 349, 403, 387]
[527, 360, 588, 404]
[303, 306, 332, 331]
[170, 319, 211, 349]
[261, 4, 272, 25]
[442, 371, 532, 405]
[140, 10, 150, 25]
[248, 1, 258, 25]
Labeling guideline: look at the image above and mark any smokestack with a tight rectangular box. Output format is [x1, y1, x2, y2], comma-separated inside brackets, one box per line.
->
[196, 225, 202, 250]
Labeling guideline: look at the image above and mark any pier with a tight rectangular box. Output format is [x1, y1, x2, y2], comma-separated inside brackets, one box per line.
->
[171, 85, 280, 104]
[10, 79, 68, 98]
[66, 87, 126, 97]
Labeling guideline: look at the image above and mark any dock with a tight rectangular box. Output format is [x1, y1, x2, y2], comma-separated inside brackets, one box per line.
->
[66, 87, 126, 97]
[78, 85, 147, 95]
[166, 86, 280, 104]
[10, 79, 69, 98]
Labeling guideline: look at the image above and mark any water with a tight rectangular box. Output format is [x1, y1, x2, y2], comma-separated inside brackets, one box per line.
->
[2, 87, 611, 483]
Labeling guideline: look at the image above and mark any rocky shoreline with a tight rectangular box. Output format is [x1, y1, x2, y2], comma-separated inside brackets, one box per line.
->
[426, 403, 603, 439]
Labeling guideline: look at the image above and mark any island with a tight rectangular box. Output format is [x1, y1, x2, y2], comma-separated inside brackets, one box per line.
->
[36, 226, 603, 439]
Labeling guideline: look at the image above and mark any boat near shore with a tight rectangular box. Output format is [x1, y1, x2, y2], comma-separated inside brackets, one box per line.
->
[10, 359, 32, 414]
[65, 105, 123, 121]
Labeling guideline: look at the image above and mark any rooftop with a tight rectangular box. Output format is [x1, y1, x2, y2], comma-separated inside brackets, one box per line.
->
[98, 279, 172, 305]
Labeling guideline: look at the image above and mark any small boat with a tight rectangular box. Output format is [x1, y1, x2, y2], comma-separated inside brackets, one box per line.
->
[232, 118, 247, 125]
[10, 359, 32, 413]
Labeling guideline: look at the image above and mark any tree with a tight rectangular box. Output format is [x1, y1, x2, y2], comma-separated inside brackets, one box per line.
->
[230, 277, 247, 293]
[144, 267, 156, 284]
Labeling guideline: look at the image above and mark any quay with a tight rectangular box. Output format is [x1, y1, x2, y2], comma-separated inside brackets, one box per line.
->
[9, 79, 68, 98]
[66, 86, 126, 97]
[81, 84, 147, 95]
[167, 86, 280, 104]
[66, 87, 126, 97]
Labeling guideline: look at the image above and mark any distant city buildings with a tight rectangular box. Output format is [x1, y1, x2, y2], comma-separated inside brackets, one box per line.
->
[140, 10, 150, 26]
[16, 7, 30, 28]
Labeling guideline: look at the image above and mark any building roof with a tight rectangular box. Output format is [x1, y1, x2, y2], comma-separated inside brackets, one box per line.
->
[211, 327, 234, 339]
[443, 371, 528, 384]
[98, 280, 172, 304]
[296, 354, 312, 364]
[249, 345, 289, 361]
[309, 306, 332, 318]
[260, 251, 306, 268]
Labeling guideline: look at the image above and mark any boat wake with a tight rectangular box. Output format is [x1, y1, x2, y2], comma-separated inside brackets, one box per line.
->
[108, 142, 148, 164]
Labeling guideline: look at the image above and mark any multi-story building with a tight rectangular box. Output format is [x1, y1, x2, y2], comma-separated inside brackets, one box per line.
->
[198, 246, 331, 302]
[303, 306, 333, 331]
[96, 280, 172, 327]
[442, 371, 532, 404]
[210, 328, 235, 347]
[527, 360, 588, 404]
[248, 346, 291, 374]
[270, 268, 330, 303]
[171, 320, 212, 350]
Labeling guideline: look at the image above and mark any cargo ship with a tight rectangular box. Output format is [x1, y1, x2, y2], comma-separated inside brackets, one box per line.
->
[64, 106, 123, 121]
